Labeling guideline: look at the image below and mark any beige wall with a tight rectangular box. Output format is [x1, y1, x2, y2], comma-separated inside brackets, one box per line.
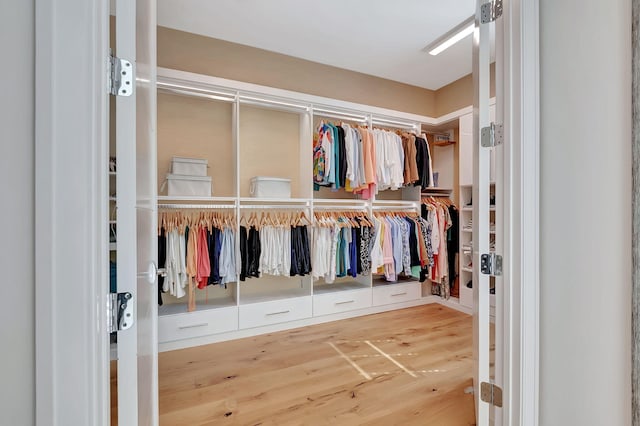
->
[158, 26, 437, 117]
[434, 63, 496, 117]
[157, 92, 235, 197]
[238, 105, 303, 197]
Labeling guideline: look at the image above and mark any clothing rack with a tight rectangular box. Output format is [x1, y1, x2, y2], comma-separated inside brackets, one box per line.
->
[421, 188, 453, 197]
[371, 205, 419, 211]
[158, 204, 236, 209]
[313, 205, 368, 211]
[240, 204, 310, 210]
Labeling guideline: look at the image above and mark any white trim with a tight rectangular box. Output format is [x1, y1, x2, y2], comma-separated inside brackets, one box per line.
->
[433, 97, 497, 127]
[159, 68, 485, 127]
[35, 0, 110, 424]
[502, 0, 540, 424]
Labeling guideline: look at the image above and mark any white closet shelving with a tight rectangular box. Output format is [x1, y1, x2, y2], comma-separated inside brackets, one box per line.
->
[155, 68, 472, 351]
[457, 106, 497, 316]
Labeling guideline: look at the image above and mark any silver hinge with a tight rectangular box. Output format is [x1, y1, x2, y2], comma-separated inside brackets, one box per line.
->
[108, 292, 134, 333]
[481, 122, 504, 147]
[108, 54, 133, 96]
[480, 253, 503, 276]
[481, 0, 503, 24]
[480, 382, 503, 407]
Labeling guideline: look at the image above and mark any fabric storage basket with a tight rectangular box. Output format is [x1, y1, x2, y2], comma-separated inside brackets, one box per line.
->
[166, 174, 212, 197]
[249, 176, 291, 198]
[171, 157, 208, 177]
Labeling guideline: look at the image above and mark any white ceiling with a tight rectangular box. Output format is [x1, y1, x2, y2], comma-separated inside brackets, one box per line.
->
[157, 0, 477, 90]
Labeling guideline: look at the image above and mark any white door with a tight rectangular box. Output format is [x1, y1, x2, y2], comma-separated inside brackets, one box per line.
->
[114, 0, 159, 424]
[473, 0, 502, 424]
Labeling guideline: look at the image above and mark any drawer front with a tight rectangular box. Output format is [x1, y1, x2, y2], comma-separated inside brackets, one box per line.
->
[372, 282, 421, 306]
[313, 289, 371, 316]
[239, 296, 312, 329]
[158, 306, 238, 343]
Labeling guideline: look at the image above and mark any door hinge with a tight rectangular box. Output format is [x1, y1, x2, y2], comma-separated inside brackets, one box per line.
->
[108, 292, 134, 333]
[481, 122, 504, 147]
[480, 382, 503, 407]
[480, 253, 503, 276]
[481, 0, 503, 24]
[108, 53, 133, 97]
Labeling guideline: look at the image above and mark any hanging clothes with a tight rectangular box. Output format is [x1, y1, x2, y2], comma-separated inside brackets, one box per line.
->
[157, 210, 237, 309]
[313, 122, 434, 196]
[421, 197, 458, 299]
[311, 212, 373, 283]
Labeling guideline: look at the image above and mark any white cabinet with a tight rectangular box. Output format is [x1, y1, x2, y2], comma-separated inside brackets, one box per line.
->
[372, 282, 421, 306]
[313, 288, 371, 316]
[239, 296, 313, 329]
[158, 306, 239, 343]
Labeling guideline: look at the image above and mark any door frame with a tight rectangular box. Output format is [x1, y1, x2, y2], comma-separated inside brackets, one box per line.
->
[34, 0, 540, 424]
[34, 0, 111, 424]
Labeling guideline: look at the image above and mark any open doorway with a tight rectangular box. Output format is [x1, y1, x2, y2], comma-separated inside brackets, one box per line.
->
[108, 1, 500, 424]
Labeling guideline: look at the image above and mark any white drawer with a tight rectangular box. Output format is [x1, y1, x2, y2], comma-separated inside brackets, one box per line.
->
[158, 306, 238, 343]
[239, 296, 312, 329]
[313, 289, 371, 316]
[372, 282, 421, 306]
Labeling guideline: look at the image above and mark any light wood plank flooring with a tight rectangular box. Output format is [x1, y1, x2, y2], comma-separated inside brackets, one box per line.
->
[113, 304, 475, 425]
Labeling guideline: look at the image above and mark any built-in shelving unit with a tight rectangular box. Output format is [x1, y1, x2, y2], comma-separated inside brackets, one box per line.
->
[154, 68, 473, 351]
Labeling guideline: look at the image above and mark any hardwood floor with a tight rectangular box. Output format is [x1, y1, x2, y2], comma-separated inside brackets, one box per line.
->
[113, 304, 476, 426]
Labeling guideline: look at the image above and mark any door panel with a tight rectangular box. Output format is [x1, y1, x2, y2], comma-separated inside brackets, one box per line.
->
[115, 0, 158, 424]
[472, 0, 493, 424]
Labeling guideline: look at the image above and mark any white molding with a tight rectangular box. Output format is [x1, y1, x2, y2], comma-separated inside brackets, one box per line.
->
[502, 0, 540, 424]
[158, 67, 490, 127]
[35, 0, 110, 424]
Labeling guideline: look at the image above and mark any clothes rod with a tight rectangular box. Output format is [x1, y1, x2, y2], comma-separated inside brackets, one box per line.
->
[158, 86, 235, 103]
[371, 117, 419, 130]
[371, 205, 419, 211]
[239, 96, 310, 111]
[240, 205, 310, 210]
[158, 204, 236, 209]
[312, 108, 368, 123]
[313, 205, 368, 211]
[372, 200, 418, 205]
[157, 81, 236, 100]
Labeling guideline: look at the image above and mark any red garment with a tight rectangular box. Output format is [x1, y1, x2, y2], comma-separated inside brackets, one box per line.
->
[196, 227, 211, 289]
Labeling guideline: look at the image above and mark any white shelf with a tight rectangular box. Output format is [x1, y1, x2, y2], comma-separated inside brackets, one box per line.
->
[109, 172, 116, 176]
[372, 276, 420, 287]
[239, 197, 310, 204]
[314, 280, 370, 295]
[461, 267, 473, 273]
[158, 196, 236, 203]
[313, 198, 367, 204]
[158, 297, 237, 316]
[109, 196, 116, 201]
[109, 242, 117, 251]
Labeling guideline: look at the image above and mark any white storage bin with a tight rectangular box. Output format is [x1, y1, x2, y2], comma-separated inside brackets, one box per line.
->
[166, 174, 212, 197]
[171, 157, 208, 177]
[249, 176, 291, 198]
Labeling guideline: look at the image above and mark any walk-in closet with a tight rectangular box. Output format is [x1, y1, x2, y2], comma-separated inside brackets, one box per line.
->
[109, 1, 499, 424]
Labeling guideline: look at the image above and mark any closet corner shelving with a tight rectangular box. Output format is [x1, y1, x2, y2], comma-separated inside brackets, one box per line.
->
[458, 105, 498, 314]
[154, 67, 472, 351]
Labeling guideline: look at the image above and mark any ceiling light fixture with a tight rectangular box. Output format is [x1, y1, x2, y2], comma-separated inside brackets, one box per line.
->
[423, 16, 475, 56]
